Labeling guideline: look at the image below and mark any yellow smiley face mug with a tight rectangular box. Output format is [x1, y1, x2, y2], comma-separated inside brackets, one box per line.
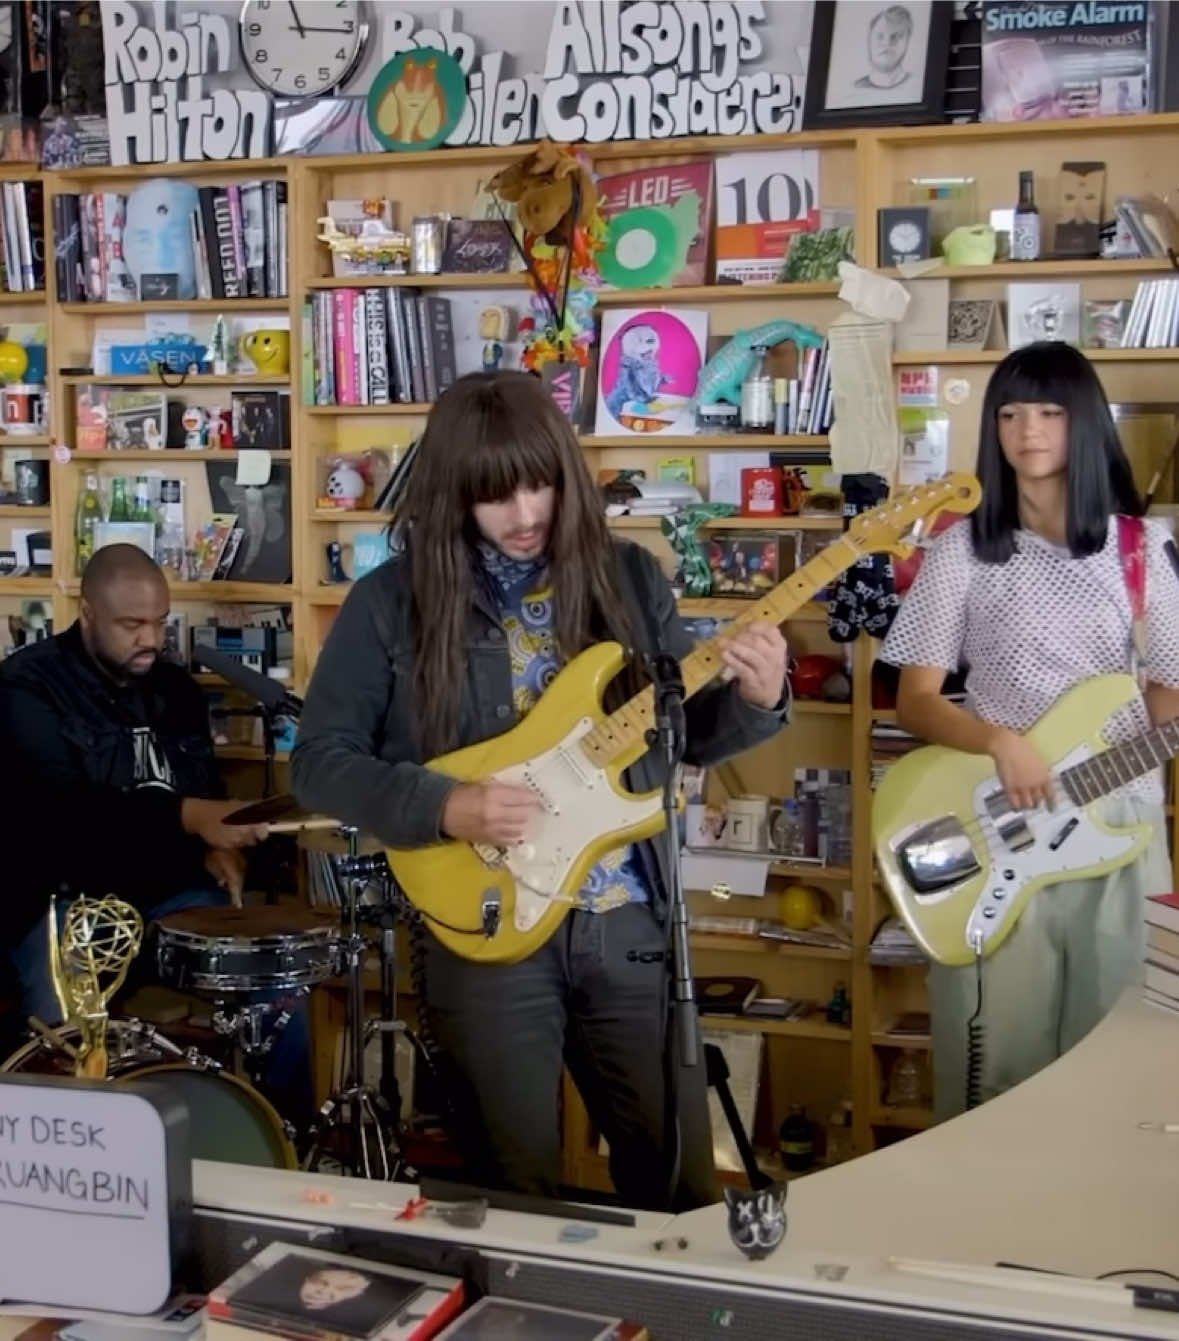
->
[240, 328, 290, 376]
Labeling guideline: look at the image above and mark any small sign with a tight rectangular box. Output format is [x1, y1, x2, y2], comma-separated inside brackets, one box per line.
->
[541, 359, 582, 425]
[0, 1073, 190, 1316]
[368, 47, 466, 153]
[139, 273, 180, 300]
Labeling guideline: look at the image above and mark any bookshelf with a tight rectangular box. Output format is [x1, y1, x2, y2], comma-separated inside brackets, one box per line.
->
[22, 108, 1179, 1192]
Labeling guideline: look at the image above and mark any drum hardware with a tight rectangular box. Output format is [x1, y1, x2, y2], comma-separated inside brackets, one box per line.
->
[212, 996, 297, 1096]
[303, 828, 402, 1181]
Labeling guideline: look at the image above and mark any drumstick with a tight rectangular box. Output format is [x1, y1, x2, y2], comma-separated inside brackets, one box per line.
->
[266, 817, 346, 834]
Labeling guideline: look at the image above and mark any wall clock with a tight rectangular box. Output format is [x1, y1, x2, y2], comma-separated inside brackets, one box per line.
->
[239, 0, 369, 99]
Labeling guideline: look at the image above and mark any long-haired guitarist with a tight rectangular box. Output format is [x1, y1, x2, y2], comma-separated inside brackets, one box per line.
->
[882, 342, 1179, 1119]
[292, 371, 788, 1209]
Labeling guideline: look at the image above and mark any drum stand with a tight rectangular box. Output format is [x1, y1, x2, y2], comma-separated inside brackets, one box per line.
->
[303, 827, 400, 1179]
[212, 998, 296, 1100]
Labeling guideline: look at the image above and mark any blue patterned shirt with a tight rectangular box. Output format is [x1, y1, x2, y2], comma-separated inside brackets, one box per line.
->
[477, 542, 650, 912]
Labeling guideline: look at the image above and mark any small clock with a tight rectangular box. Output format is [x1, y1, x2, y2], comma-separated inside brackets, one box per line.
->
[239, 0, 370, 99]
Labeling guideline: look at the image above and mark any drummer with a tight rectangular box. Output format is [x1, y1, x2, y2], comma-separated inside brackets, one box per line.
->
[0, 546, 312, 1130]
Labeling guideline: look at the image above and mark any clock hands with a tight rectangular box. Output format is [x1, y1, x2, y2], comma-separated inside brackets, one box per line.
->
[287, 24, 355, 34]
[287, 0, 306, 37]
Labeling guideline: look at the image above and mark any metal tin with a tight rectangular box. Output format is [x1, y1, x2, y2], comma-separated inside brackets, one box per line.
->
[411, 216, 445, 274]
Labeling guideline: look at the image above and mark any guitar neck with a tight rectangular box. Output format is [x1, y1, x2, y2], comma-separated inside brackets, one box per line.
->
[580, 533, 865, 766]
[1059, 717, 1179, 806]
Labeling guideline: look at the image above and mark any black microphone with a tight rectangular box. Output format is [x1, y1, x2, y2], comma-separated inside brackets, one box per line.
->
[191, 644, 303, 717]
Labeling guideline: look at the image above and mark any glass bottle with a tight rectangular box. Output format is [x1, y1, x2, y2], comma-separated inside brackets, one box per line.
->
[778, 1104, 814, 1172]
[825, 1100, 854, 1166]
[1012, 170, 1040, 261]
[108, 476, 130, 522]
[886, 1049, 923, 1107]
[131, 475, 153, 523]
[740, 345, 773, 432]
[826, 981, 851, 1026]
[74, 470, 104, 576]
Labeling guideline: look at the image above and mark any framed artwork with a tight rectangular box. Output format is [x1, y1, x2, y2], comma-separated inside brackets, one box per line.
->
[803, 1, 953, 130]
[1109, 403, 1179, 507]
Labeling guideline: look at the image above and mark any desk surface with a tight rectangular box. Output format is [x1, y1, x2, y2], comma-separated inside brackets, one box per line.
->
[2, 989, 1178, 1339]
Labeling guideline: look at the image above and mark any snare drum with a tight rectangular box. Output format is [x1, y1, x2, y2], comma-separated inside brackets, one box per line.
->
[1, 1020, 295, 1169]
[156, 906, 339, 997]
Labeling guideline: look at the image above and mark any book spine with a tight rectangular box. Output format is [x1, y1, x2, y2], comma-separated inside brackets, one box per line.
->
[416, 295, 437, 401]
[275, 181, 288, 297]
[212, 189, 241, 298]
[402, 292, 427, 403]
[197, 187, 224, 298]
[426, 295, 457, 395]
[333, 288, 354, 404]
[365, 288, 391, 406]
[385, 289, 412, 402]
[352, 288, 367, 404]
[226, 184, 248, 294]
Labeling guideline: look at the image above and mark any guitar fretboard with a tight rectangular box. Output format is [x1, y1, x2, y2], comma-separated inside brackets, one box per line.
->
[1059, 717, 1179, 805]
[579, 534, 866, 768]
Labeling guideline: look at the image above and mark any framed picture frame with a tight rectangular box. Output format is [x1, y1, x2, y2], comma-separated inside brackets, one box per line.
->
[803, 1, 953, 130]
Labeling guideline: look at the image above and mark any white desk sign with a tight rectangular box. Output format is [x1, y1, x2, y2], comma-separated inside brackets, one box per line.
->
[0, 1073, 190, 1315]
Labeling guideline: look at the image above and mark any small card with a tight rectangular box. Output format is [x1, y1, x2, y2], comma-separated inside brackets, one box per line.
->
[948, 299, 1006, 351]
[235, 449, 272, 486]
[878, 206, 931, 267]
[442, 218, 513, 273]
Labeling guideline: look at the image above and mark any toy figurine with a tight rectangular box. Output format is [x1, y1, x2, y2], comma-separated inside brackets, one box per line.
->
[480, 305, 510, 371]
[325, 541, 349, 584]
[209, 315, 230, 376]
[181, 405, 206, 451]
[695, 319, 823, 408]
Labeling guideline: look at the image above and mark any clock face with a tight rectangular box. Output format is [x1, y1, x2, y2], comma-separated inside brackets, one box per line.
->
[889, 220, 922, 255]
[240, 0, 369, 98]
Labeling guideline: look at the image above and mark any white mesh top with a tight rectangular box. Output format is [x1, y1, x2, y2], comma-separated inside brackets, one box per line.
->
[881, 517, 1179, 802]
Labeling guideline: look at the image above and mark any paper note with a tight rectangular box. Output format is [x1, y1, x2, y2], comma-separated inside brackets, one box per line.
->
[236, 449, 271, 486]
[826, 313, 899, 477]
[837, 260, 910, 323]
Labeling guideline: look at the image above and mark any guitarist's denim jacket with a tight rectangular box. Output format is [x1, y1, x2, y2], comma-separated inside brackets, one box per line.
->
[292, 539, 789, 922]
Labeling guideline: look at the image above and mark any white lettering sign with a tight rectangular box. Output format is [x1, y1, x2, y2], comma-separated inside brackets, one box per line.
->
[101, 1, 271, 165]
[386, 2, 801, 147]
[0, 1076, 185, 1315]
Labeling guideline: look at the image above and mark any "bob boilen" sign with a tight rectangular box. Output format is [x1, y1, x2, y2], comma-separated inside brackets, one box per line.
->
[0, 1074, 190, 1315]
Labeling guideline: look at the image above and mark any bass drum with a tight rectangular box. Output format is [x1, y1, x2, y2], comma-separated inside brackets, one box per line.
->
[1, 1021, 295, 1170]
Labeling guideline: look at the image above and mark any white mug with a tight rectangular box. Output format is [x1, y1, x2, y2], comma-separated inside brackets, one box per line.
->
[725, 795, 770, 852]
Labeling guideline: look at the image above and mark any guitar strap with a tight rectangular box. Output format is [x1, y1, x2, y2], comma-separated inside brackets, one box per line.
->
[1116, 513, 1147, 686]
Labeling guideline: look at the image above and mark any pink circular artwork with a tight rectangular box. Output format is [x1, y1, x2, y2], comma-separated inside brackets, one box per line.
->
[599, 310, 703, 432]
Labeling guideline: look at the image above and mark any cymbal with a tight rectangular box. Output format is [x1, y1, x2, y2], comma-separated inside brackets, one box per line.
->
[225, 794, 340, 833]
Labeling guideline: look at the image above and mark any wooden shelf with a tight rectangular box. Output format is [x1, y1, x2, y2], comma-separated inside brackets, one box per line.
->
[312, 510, 388, 522]
[582, 434, 830, 449]
[62, 579, 293, 602]
[893, 348, 1179, 365]
[595, 281, 840, 304]
[0, 289, 46, 304]
[691, 932, 852, 963]
[794, 700, 852, 715]
[678, 597, 828, 621]
[0, 434, 51, 447]
[59, 374, 290, 386]
[0, 504, 49, 517]
[306, 403, 431, 416]
[870, 1105, 934, 1130]
[305, 273, 526, 290]
[308, 586, 352, 606]
[215, 744, 291, 762]
[608, 514, 841, 532]
[53, 157, 290, 182]
[875, 109, 1179, 145]
[59, 298, 289, 315]
[69, 449, 293, 462]
[0, 576, 54, 593]
[872, 1033, 932, 1051]
[891, 258, 1177, 280]
[699, 1012, 851, 1042]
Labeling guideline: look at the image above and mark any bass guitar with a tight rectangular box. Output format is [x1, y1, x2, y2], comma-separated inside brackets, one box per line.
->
[388, 474, 981, 964]
[874, 673, 1179, 966]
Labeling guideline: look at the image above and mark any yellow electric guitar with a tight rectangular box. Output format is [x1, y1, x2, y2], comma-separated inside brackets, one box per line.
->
[874, 674, 1179, 966]
[387, 474, 981, 964]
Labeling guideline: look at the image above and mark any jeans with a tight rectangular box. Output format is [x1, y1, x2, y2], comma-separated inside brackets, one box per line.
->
[5, 888, 315, 1139]
[422, 901, 716, 1212]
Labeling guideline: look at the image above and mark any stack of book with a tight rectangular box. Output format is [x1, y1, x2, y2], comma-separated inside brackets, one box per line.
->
[1144, 892, 1179, 1014]
[307, 288, 456, 406]
[1119, 277, 1179, 349]
[0, 179, 43, 292]
[869, 917, 927, 966]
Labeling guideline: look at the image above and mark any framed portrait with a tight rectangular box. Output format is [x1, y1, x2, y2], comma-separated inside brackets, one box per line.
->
[803, 1, 953, 130]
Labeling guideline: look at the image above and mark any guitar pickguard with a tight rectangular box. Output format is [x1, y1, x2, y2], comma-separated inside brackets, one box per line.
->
[897, 741, 1141, 956]
[480, 717, 663, 933]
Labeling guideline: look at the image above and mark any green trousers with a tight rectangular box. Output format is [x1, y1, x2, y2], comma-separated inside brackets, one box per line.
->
[929, 795, 1170, 1122]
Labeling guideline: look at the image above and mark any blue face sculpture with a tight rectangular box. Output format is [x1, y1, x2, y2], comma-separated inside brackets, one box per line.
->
[123, 180, 201, 300]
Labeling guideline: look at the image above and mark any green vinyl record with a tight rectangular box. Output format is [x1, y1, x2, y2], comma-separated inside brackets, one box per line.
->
[599, 196, 696, 289]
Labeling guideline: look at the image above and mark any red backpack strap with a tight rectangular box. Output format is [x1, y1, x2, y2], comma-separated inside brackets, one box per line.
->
[1117, 513, 1147, 676]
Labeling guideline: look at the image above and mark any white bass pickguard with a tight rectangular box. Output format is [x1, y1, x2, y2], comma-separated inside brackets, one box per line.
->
[474, 717, 663, 933]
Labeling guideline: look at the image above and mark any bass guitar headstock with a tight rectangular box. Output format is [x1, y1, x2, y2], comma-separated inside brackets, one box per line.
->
[848, 473, 981, 559]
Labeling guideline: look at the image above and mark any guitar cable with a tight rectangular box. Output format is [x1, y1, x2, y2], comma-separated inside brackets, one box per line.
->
[965, 943, 985, 1111]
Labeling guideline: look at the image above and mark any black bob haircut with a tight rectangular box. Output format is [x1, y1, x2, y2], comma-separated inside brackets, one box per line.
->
[970, 341, 1143, 564]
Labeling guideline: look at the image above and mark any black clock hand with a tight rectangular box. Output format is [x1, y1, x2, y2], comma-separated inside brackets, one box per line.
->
[288, 25, 355, 33]
[287, 0, 306, 36]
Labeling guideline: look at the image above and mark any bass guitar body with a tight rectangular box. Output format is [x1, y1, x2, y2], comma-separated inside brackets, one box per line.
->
[386, 642, 664, 964]
[874, 675, 1154, 966]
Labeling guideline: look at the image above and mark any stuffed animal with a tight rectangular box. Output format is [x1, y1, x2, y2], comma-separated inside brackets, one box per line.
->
[489, 139, 598, 244]
[323, 463, 366, 503]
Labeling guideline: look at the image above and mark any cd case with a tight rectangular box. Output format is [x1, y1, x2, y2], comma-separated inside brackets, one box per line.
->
[435, 1297, 649, 1339]
[206, 1241, 464, 1340]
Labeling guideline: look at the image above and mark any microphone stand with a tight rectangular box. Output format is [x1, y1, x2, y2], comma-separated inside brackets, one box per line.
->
[645, 652, 697, 1206]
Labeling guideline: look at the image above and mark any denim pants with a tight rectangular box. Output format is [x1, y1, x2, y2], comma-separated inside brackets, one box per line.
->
[422, 900, 716, 1212]
[5, 888, 314, 1137]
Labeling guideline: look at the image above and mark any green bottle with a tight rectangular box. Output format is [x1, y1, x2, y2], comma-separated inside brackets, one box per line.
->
[74, 470, 104, 576]
[108, 476, 130, 522]
[132, 475, 154, 523]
